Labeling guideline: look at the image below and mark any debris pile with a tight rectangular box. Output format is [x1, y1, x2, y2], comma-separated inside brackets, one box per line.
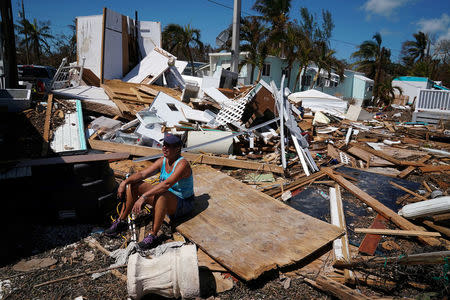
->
[1, 45, 449, 300]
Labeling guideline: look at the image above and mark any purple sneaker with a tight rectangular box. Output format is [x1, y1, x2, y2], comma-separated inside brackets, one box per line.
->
[138, 234, 158, 250]
[104, 219, 128, 237]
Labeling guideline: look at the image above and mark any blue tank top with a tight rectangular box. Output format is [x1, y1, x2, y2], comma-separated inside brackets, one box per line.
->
[159, 157, 194, 199]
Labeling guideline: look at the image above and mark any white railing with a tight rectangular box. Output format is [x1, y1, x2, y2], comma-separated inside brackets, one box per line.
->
[50, 57, 85, 90]
[416, 89, 450, 111]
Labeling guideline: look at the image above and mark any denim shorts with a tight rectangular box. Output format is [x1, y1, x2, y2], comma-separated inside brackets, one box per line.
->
[171, 194, 195, 220]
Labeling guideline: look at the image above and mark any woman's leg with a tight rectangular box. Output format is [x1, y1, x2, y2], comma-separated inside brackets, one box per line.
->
[150, 191, 178, 236]
[118, 181, 155, 220]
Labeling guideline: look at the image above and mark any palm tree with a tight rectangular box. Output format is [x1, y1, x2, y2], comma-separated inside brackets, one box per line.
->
[279, 21, 302, 87]
[240, 16, 269, 84]
[401, 31, 429, 65]
[16, 18, 53, 64]
[252, 0, 291, 57]
[293, 31, 314, 91]
[162, 24, 204, 75]
[351, 32, 391, 102]
[309, 40, 342, 89]
[377, 77, 403, 106]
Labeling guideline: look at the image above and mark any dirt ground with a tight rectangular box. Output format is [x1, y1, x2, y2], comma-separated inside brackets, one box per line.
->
[1, 208, 448, 300]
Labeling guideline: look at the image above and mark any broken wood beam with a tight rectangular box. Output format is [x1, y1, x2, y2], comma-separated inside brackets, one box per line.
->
[268, 170, 327, 198]
[354, 228, 441, 237]
[419, 165, 450, 173]
[352, 144, 426, 167]
[89, 139, 284, 174]
[389, 181, 428, 201]
[304, 275, 371, 300]
[423, 220, 450, 237]
[41, 93, 54, 156]
[138, 85, 160, 96]
[334, 251, 450, 268]
[323, 167, 441, 247]
[85, 237, 127, 282]
[397, 155, 431, 178]
[432, 212, 450, 222]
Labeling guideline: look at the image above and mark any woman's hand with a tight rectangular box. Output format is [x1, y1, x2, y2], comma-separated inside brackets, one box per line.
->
[132, 197, 145, 214]
[117, 181, 127, 199]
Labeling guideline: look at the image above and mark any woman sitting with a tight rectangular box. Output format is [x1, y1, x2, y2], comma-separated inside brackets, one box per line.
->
[104, 134, 194, 249]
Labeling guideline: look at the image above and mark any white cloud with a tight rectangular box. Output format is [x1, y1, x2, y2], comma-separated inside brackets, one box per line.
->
[363, 0, 409, 18]
[417, 13, 450, 34]
[437, 28, 450, 42]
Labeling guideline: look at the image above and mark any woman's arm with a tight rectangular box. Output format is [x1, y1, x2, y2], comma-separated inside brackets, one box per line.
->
[117, 157, 163, 199]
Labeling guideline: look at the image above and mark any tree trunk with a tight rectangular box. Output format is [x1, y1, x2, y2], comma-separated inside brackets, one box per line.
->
[311, 67, 321, 89]
[250, 64, 255, 84]
[256, 68, 262, 82]
[187, 46, 195, 76]
[373, 56, 382, 103]
[294, 65, 305, 92]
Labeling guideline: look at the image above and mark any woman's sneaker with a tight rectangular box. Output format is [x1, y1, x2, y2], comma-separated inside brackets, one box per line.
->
[138, 234, 158, 250]
[104, 219, 128, 237]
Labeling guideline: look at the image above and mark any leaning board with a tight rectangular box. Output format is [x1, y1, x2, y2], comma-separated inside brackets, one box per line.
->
[176, 166, 344, 281]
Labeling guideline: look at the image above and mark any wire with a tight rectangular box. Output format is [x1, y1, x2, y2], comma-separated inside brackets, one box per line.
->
[205, 0, 252, 16]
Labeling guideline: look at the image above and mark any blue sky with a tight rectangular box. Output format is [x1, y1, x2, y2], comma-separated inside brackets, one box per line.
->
[12, 0, 450, 62]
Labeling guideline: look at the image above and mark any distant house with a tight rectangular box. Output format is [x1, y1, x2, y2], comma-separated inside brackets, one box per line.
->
[208, 52, 374, 107]
[392, 76, 448, 105]
[208, 52, 302, 92]
[300, 67, 373, 106]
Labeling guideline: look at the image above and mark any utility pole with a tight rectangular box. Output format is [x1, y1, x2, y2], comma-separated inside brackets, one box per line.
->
[21, 0, 29, 64]
[230, 0, 240, 73]
[0, 0, 18, 88]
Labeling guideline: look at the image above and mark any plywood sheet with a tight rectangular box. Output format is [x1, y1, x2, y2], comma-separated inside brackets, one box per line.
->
[77, 15, 103, 78]
[176, 165, 344, 281]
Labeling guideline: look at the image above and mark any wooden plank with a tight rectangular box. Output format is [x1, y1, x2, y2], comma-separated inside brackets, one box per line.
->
[335, 251, 450, 268]
[197, 248, 228, 272]
[13, 152, 130, 167]
[432, 213, 450, 222]
[358, 214, 387, 256]
[89, 139, 284, 174]
[121, 14, 129, 76]
[423, 220, 450, 237]
[41, 93, 54, 156]
[323, 167, 441, 247]
[397, 155, 431, 178]
[176, 165, 344, 281]
[389, 181, 428, 201]
[138, 85, 159, 96]
[101, 83, 129, 115]
[307, 275, 371, 300]
[130, 87, 153, 104]
[355, 228, 441, 237]
[352, 144, 426, 167]
[419, 165, 450, 172]
[268, 171, 327, 198]
[347, 146, 393, 166]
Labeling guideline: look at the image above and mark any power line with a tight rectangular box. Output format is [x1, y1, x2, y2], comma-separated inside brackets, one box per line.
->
[205, 0, 252, 16]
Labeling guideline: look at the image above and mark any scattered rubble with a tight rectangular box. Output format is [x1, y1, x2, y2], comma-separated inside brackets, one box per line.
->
[1, 39, 449, 300]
